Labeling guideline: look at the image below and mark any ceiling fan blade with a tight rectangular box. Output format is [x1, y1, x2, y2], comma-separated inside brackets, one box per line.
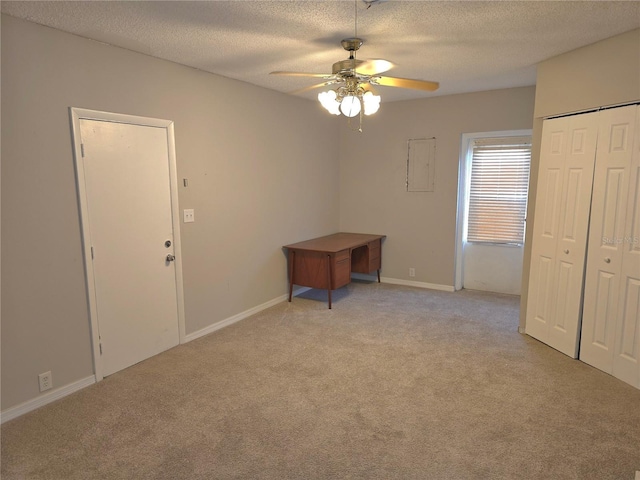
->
[270, 71, 333, 79]
[372, 76, 439, 92]
[355, 59, 394, 76]
[290, 80, 339, 95]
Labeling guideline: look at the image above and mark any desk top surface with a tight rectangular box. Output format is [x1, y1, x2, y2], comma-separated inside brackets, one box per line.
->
[284, 232, 385, 253]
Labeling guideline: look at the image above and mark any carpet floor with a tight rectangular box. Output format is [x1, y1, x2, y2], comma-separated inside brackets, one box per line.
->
[2, 282, 640, 479]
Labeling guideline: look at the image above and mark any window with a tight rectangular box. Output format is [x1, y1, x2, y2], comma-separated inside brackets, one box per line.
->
[466, 136, 531, 245]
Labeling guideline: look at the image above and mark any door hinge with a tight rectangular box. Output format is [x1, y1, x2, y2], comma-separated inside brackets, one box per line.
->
[81, 143, 85, 158]
[91, 246, 94, 259]
[99, 343, 102, 355]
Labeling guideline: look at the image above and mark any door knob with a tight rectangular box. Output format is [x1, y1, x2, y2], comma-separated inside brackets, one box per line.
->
[563, 249, 569, 254]
[166, 254, 176, 262]
[604, 257, 611, 263]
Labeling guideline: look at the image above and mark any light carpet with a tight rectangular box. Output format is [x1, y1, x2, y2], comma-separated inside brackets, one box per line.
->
[2, 282, 640, 479]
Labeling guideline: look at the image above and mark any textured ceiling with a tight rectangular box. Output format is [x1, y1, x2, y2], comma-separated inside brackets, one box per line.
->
[2, 1, 639, 103]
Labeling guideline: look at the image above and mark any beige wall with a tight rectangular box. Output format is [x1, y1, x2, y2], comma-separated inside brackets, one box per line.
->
[1, 15, 339, 410]
[1, 14, 547, 414]
[534, 29, 640, 120]
[520, 28, 640, 331]
[338, 87, 536, 287]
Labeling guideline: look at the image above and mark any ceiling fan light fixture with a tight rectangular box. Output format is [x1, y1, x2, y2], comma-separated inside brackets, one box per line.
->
[318, 85, 380, 119]
[270, 1, 439, 131]
[318, 90, 341, 115]
[340, 95, 361, 117]
[362, 91, 381, 115]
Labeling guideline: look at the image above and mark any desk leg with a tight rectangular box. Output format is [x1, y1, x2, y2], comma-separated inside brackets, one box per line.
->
[377, 268, 381, 283]
[288, 251, 295, 302]
[327, 254, 332, 309]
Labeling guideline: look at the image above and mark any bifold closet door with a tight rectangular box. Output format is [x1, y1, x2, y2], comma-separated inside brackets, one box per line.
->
[526, 112, 599, 358]
[581, 105, 640, 389]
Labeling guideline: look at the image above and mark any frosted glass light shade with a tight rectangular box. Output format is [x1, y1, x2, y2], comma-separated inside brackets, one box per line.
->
[318, 91, 341, 115]
[318, 88, 381, 119]
[363, 91, 381, 115]
[340, 95, 361, 117]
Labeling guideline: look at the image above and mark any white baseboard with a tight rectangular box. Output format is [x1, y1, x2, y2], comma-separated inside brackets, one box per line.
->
[4, 280, 457, 423]
[2, 289, 312, 423]
[1, 375, 96, 424]
[378, 276, 455, 292]
[183, 287, 310, 343]
[182, 277, 456, 346]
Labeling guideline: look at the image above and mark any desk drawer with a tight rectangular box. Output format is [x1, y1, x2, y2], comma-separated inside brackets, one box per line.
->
[335, 249, 350, 262]
[368, 240, 380, 258]
[368, 240, 381, 270]
[333, 256, 351, 289]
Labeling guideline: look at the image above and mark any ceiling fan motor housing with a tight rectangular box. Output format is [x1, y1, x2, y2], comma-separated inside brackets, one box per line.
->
[334, 38, 365, 75]
[341, 37, 363, 52]
[332, 58, 365, 75]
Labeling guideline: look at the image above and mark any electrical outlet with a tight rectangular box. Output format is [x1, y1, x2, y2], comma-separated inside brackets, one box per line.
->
[183, 209, 195, 223]
[38, 371, 52, 392]
[409, 268, 416, 277]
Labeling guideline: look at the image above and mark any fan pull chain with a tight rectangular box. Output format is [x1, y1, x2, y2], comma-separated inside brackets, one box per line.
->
[346, 109, 364, 133]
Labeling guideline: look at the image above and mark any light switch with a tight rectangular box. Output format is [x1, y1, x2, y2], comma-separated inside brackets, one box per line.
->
[183, 209, 195, 223]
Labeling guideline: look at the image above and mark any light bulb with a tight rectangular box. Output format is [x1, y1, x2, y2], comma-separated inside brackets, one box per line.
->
[318, 91, 341, 115]
[363, 91, 381, 115]
[340, 95, 361, 117]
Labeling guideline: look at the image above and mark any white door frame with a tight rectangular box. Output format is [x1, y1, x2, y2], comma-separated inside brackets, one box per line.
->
[70, 107, 186, 381]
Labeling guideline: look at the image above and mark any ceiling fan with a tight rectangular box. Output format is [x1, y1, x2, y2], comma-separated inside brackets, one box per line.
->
[270, 0, 439, 129]
[270, 36, 439, 99]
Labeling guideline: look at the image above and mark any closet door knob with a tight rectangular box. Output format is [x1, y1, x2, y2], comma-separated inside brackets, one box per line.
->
[563, 249, 569, 254]
[604, 257, 611, 263]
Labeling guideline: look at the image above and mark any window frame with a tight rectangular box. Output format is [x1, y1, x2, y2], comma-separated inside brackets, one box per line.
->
[455, 129, 533, 291]
[465, 136, 532, 246]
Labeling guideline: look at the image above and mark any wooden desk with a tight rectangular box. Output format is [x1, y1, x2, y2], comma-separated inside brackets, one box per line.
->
[284, 232, 386, 308]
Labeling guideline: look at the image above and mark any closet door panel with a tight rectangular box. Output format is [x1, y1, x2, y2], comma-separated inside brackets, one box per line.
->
[548, 117, 599, 356]
[550, 150, 597, 356]
[540, 169, 563, 241]
[527, 112, 598, 357]
[580, 169, 627, 369]
[602, 169, 627, 238]
[613, 108, 640, 388]
[581, 105, 637, 374]
[552, 261, 573, 332]
[526, 118, 568, 340]
[592, 272, 616, 348]
[531, 168, 563, 330]
[614, 279, 640, 386]
[530, 256, 554, 328]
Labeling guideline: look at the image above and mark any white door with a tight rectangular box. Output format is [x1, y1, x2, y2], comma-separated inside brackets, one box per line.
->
[581, 105, 640, 388]
[72, 110, 183, 378]
[526, 112, 598, 357]
[613, 106, 640, 389]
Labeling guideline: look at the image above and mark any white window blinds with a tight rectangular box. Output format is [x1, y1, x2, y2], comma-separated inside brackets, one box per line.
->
[467, 136, 531, 245]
